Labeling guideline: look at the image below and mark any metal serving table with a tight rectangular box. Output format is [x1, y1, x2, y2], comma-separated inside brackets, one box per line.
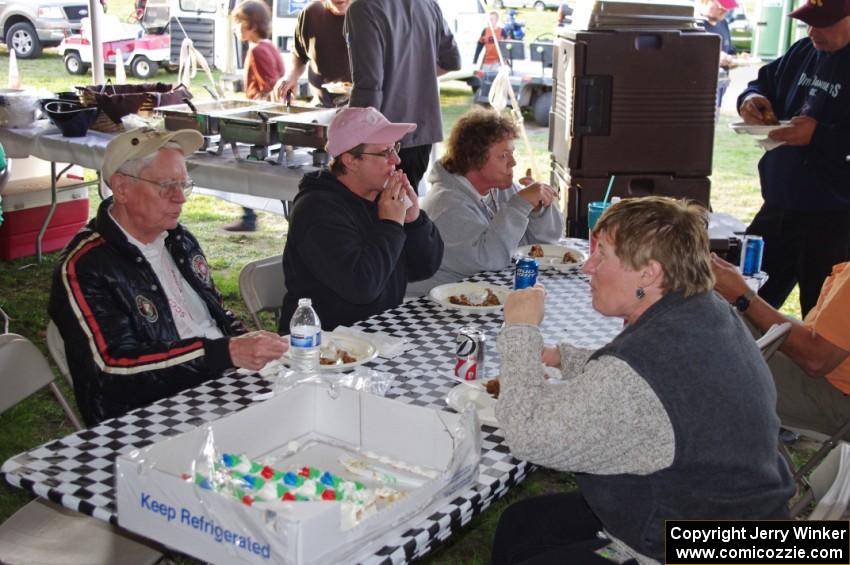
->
[0, 122, 319, 261]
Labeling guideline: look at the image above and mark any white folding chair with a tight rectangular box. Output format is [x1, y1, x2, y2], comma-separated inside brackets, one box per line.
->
[46, 320, 73, 388]
[756, 322, 792, 362]
[0, 331, 164, 565]
[239, 254, 286, 330]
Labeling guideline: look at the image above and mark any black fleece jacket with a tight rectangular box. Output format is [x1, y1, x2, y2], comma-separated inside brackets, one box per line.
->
[278, 170, 444, 331]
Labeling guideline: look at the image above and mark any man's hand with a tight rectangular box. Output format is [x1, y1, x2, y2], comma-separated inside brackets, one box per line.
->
[273, 75, 298, 103]
[504, 285, 545, 326]
[229, 331, 288, 371]
[377, 170, 409, 225]
[739, 94, 775, 125]
[518, 182, 557, 211]
[710, 253, 751, 303]
[768, 115, 817, 146]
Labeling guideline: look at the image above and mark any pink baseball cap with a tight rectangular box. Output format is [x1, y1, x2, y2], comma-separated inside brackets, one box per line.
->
[717, 0, 738, 9]
[790, 0, 850, 27]
[326, 107, 416, 157]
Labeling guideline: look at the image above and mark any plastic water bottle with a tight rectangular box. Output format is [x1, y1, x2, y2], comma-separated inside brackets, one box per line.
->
[289, 298, 322, 374]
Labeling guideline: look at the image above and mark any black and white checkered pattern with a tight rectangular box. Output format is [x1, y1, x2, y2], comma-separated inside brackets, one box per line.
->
[1, 254, 622, 563]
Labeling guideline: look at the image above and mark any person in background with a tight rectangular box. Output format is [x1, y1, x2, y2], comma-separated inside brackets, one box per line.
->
[49, 128, 287, 426]
[713, 253, 850, 440]
[278, 107, 444, 331]
[557, 2, 573, 27]
[698, 0, 738, 107]
[275, 0, 351, 107]
[344, 0, 461, 193]
[473, 11, 507, 69]
[408, 108, 562, 296]
[226, 0, 286, 232]
[736, 0, 850, 316]
[492, 197, 792, 564]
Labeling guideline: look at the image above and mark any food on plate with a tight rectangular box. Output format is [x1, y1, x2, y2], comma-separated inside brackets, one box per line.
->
[528, 244, 545, 258]
[319, 347, 357, 365]
[323, 81, 353, 94]
[485, 378, 500, 399]
[562, 250, 582, 264]
[762, 109, 779, 125]
[449, 288, 501, 307]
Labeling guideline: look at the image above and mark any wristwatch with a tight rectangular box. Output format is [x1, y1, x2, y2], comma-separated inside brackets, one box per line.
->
[734, 289, 756, 313]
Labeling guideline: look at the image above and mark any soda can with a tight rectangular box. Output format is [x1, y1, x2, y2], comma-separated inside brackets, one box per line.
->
[514, 257, 539, 289]
[454, 326, 486, 381]
[740, 235, 764, 276]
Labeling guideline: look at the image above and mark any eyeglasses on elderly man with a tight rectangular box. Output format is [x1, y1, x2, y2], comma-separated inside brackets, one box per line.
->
[115, 172, 195, 199]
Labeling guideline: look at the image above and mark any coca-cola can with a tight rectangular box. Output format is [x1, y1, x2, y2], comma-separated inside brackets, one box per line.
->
[454, 326, 486, 381]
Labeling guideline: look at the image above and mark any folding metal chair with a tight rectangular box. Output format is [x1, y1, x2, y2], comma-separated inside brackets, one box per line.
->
[46, 319, 73, 388]
[0, 326, 164, 564]
[756, 322, 792, 361]
[239, 254, 286, 330]
[786, 422, 850, 518]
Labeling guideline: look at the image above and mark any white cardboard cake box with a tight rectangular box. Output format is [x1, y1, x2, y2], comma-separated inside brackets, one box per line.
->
[115, 383, 479, 565]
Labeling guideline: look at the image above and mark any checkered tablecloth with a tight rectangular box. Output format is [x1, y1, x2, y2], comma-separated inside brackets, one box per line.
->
[1, 254, 623, 564]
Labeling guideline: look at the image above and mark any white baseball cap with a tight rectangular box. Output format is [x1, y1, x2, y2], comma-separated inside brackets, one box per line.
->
[102, 127, 203, 187]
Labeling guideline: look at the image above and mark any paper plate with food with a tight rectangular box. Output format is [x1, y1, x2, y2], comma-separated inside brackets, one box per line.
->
[516, 243, 587, 271]
[322, 81, 353, 94]
[446, 380, 498, 427]
[282, 332, 377, 372]
[429, 282, 511, 313]
[728, 119, 791, 136]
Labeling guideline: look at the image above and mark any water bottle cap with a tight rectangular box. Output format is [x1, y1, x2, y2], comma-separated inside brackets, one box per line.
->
[298, 298, 312, 306]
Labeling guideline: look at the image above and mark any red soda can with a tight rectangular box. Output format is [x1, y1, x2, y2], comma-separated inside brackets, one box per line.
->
[454, 326, 486, 381]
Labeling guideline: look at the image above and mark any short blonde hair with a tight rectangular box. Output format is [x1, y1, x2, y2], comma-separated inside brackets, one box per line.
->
[592, 196, 714, 296]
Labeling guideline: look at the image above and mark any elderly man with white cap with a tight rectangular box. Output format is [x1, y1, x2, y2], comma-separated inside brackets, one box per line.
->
[278, 107, 444, 332]
[49, 127, 287, 426]
[736, 0, 850, 318]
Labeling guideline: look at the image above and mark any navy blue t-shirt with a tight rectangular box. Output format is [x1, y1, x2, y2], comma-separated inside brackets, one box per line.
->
[738, 39, 850, 211]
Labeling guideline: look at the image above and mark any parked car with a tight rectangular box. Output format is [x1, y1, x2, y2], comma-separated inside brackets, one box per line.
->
[0, 0, 89, 59]
[493, 0, 559, 11]
[725, 6, 753, 52]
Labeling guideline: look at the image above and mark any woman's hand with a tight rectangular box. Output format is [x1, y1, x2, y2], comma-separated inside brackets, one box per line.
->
[542, 345, 561, 367]
[504, 284, 545, 326]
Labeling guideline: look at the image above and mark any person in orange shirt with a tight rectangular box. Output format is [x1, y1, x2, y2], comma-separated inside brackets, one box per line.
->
[226, 0, 285, 232]
[713, 254, 850, 439]
[473, 11, 507, 69]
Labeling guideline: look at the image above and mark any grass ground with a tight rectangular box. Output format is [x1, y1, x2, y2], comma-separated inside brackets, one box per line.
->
[0, 6, 806, 563]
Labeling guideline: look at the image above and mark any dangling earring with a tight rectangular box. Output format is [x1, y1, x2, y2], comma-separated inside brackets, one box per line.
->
[636, 287, 646, 300]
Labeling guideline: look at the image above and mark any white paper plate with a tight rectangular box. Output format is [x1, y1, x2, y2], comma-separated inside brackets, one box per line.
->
[322, 81, 352, 94]
[515, 244, 587, 271]
[428, 282, 511, 313]
[446, 383, 497, 427]
[729, 121, 791, 136]
[282, 332, 377, 372]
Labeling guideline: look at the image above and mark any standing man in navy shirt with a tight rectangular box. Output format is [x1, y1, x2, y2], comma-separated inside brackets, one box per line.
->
[737, 0, 850, 316]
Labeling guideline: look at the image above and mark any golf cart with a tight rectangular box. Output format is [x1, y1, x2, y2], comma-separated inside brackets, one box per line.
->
[473, 34, 554, 126]
[57, 7, 171, 79]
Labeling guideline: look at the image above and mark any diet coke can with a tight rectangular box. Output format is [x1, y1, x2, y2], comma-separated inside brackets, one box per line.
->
[454, 326, 486, 381]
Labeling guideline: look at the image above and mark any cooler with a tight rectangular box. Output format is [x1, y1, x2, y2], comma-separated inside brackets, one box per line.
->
[0, 159, 89, 260]
[549, 28, 719, 177]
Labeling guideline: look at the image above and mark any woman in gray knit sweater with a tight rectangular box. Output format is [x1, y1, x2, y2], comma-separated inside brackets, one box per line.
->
[491, 197, 793, 565]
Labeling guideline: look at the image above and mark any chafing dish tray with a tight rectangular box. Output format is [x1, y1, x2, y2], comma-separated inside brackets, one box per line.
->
[155, 99, 270, 135]
[216, 105, 319, 147]
[269, 108, 337, 149]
